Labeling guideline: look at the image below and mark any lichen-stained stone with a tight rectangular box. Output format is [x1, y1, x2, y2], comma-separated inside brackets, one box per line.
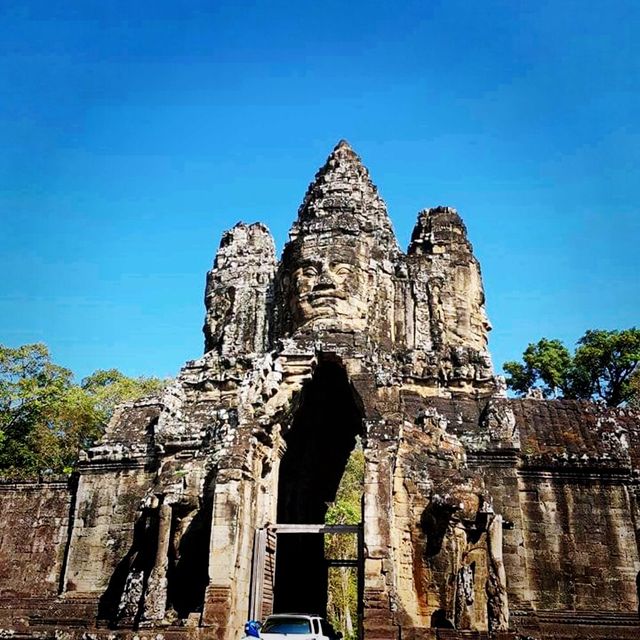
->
[406, 206, 493, 389]
[275, 140, 400, 344]
[0, 141, 639, 640]
[204, 221, 277, 356]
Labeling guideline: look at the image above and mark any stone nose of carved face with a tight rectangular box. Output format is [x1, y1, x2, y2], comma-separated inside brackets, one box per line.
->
[314, 270, 336, 291]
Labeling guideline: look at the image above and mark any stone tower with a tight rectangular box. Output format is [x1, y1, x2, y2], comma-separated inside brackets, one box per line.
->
[0, 142, 639, 640]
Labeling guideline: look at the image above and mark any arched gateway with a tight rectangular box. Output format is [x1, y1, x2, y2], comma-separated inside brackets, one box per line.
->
[2, 142, 639, 640]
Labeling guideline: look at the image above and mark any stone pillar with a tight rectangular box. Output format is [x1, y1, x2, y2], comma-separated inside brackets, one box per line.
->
[201, 475, 243, 639]
[487, 514, 510, 631]
[141, 503, 172, 623]
[362, 425, 400, 640]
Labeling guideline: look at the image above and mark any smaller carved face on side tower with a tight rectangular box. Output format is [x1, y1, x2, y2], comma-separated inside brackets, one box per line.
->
[286, 237, 370, 332]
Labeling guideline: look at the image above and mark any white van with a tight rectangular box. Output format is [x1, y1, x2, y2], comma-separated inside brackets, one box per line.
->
[247, 613, 342, 640]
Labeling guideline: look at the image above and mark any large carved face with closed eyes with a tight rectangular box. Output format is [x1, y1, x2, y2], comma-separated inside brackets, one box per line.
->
[286, 238, 370, 331]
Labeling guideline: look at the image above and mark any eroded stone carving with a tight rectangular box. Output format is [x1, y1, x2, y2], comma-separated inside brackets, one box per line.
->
[276, 140, 400, 341]
[487, 513, 510, 631]
[421, 491, 509, 632]
[285, 237, 370, 332]
[204, 222, 276, 356]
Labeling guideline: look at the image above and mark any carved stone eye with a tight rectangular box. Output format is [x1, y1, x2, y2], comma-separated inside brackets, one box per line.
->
[302, 266, 318, 278]
[333, 265, 352, 277]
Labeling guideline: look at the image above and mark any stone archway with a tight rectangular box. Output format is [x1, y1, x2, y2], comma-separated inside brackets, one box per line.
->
[271, 360, 364, 619]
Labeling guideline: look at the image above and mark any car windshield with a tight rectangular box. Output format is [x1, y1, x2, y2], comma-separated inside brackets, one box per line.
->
[262, 617, 312, 634]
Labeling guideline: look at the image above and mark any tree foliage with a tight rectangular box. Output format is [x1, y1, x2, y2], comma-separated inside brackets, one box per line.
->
[571, 329, 640, 407]
[503, 338, 572, 398]
[0, 343, 166, 478]
[325, 442, 364, 640]
[503, 328, 640, 407]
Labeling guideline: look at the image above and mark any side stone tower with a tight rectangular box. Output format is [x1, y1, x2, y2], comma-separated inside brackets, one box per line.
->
[406, 206, 493, 387]
[204, 222, 276, 356]
[0, 141, 638, 640]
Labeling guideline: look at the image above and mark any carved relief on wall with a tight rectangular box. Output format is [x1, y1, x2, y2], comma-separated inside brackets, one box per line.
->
[421, 492, 509, 632]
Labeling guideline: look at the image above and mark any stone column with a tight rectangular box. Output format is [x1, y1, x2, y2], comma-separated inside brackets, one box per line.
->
[201, 474, 242, 639]
[487, 514, 510, 631]
[362, 424, 400, 640]
[142, 502, 172, 623]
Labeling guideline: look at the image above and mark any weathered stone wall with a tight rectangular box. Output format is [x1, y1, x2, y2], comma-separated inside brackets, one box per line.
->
[472, 458, 530, 611]
[386, 392, 640, 637]
[0, 478, 72, 598]
[518, 473, 639, 611]
[386, 395, 514, 635]
[63, 467, 154, 595]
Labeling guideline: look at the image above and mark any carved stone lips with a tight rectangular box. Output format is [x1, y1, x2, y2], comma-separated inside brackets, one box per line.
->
[304, 290, 347, 302]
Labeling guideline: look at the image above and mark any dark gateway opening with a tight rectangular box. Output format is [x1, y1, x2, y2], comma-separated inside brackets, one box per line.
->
[274, 361, 363, 616]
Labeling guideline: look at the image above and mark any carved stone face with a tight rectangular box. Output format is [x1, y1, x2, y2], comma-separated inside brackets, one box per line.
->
[287, 239, 369, 331]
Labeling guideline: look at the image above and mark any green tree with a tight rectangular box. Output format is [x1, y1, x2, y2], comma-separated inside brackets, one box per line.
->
[629, 371, 640, 410]
[325, 443, 364, 640]
[571, 329, 640, 407]
[503, 338, 572, 398]
[503, 328, 640, 407]
[0, 344, 166, 477]
[0, 344, 74, 475]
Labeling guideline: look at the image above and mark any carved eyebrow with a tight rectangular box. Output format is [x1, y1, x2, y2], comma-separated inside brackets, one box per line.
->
[298, 260, 321, 269]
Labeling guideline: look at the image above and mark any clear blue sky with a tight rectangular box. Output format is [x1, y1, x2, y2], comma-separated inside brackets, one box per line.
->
[1, 1, 638, 381]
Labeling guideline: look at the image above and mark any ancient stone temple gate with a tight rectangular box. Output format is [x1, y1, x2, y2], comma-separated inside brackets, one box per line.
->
[1, 142, 640, 640]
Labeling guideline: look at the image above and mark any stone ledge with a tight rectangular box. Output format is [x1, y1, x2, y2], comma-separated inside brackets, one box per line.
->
[516, 467, 632, 482]
[0, 476, 71, 488]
